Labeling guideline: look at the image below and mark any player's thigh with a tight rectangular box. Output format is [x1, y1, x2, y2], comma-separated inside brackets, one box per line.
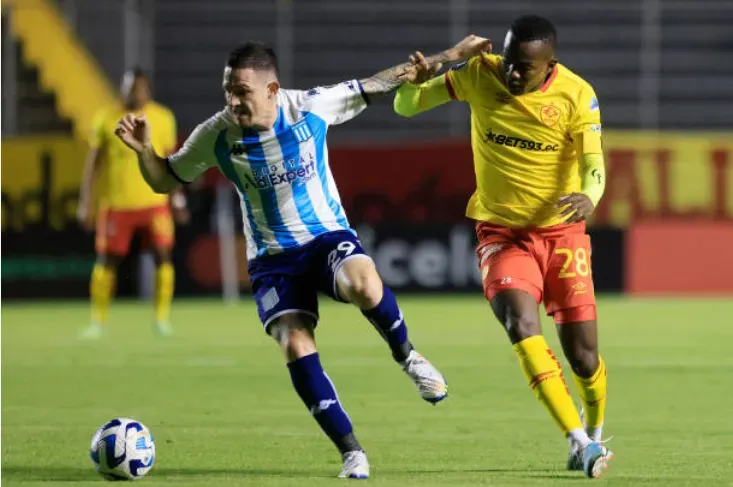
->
[543, 231, 597, 323]
[478, 239, 544, 342]
[95, 208, 134, 257]
[478, 239, 544, 306]
[251, 273, 319, 336]
[315, 231, 376, 304]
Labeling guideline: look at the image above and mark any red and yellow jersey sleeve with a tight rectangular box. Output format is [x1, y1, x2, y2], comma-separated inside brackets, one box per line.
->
[569, 84, 603, 155]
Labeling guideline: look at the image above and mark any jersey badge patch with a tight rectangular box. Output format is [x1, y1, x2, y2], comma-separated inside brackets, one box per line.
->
[292, 118, 313, 143]
[540, 104, 561, 127]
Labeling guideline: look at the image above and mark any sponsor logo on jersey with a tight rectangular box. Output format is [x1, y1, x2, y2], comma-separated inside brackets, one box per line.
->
[589, 124, 602, 132]
[590, 97, 599, 111]
[483, 129, 559, 152]
[540, 104, 561, 126]
[249, 152, 317, 190]
[306, 87, 320, 96]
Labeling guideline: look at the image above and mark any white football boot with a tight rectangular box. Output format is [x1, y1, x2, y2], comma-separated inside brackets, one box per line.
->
[401, 350, 448, 404]
[338, 451, 369, 479]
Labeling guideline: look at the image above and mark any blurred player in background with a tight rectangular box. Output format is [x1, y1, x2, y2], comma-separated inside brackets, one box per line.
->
[395, 16, 613, 478]
[112, 39, 484, 478]
[77, 69, 189, 339]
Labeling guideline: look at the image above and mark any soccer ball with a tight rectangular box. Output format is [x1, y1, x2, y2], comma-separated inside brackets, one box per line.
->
[90, 418, 155, 481]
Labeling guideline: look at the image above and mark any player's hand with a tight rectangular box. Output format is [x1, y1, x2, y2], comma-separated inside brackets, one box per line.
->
[449, 34, 492, 61]
[558, 193, 595, 223]
[114, 114, 152, 153]
[404, 51, 443, 84]
[76, 202, 95, 232]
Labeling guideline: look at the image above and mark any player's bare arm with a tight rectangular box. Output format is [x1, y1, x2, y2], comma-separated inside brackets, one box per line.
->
[114, 114, 181, 194]
[77, 146, 103, 231]
[360, 34, 492, 97]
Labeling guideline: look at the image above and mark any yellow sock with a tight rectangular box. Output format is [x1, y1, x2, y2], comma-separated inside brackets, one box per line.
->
[90, 264, 115, 325]
[155, 262, 175, 324]
[573, 356, 607, 436]
[514, 335, 583, 435]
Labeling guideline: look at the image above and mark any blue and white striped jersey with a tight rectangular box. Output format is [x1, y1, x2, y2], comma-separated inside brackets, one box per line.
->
[167, 80, 369, 260]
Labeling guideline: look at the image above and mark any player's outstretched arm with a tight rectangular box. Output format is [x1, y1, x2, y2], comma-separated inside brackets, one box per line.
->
[360, 34, 491, 99]
[114, 114, 180, 194]
[394, 36, 492, 117]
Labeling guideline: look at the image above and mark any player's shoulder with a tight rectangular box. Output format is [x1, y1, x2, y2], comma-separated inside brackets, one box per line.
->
[554, 64, 599, 114]
[277, 85, 335, 117]
[93, 105, 122, 126]
[556, 63, 597, 96]
[187, 109, 231, 145]
[452, 53, 499, 74]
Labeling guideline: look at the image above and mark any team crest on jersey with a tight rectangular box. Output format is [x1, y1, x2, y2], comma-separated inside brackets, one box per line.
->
[292, 118, 313, 143]
[540, 104, 561, 127]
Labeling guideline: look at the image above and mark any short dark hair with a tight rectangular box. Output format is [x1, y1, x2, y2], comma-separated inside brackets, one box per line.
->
[227, 42, 279, 76]
[510, 15, 557, 49]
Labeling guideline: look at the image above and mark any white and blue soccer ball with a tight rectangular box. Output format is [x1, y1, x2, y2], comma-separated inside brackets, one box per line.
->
[90, 418, 155, 481]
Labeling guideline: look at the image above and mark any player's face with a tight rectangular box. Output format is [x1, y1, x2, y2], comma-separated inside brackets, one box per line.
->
[502, 35, 556, 96]
[223, 67, 280, 130]
[121, 74, 151, 109]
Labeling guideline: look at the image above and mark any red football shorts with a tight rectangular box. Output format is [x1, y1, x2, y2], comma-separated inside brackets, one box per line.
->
[476, 221, 597, 324]
[96, 205, 174, 256]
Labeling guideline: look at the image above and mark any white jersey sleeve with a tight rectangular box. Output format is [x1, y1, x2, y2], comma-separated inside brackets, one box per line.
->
[298, 80, 369, 126]
[166, 118, 219, 183]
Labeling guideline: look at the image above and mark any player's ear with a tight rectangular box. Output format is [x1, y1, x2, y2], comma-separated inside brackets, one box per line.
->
[267, 80, 280, 99]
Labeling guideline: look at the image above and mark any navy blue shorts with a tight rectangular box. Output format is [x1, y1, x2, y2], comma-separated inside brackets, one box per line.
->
[248, 230, 371, 332]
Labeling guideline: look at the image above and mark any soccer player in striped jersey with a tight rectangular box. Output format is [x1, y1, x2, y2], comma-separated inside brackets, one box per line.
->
[394, 16, 613, 478]
[114, 38, 486, 479]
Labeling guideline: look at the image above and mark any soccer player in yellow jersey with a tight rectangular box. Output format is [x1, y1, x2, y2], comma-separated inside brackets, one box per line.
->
[77, 69, 188, 338]
[394, 16, 613, 478]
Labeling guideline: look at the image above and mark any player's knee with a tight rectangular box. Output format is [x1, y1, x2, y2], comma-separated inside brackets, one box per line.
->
[153, 249, 172, 266]
[269, 314, 317, 361]
[97, 253, 121, 269]
[503, 309, 541, 343]
[337, 262, 382, 308]
[568, 347, 599, 378]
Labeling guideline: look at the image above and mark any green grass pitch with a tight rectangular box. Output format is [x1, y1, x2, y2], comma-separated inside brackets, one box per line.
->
[3, 296, 733, 486]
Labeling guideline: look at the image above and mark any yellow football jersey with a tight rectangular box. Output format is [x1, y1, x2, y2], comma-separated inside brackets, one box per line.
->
[90, 102, 177, 210]
[446, 53, 602, 228]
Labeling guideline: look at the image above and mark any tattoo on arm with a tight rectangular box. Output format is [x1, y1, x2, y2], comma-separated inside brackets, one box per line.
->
[359, 50, 457, 98]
